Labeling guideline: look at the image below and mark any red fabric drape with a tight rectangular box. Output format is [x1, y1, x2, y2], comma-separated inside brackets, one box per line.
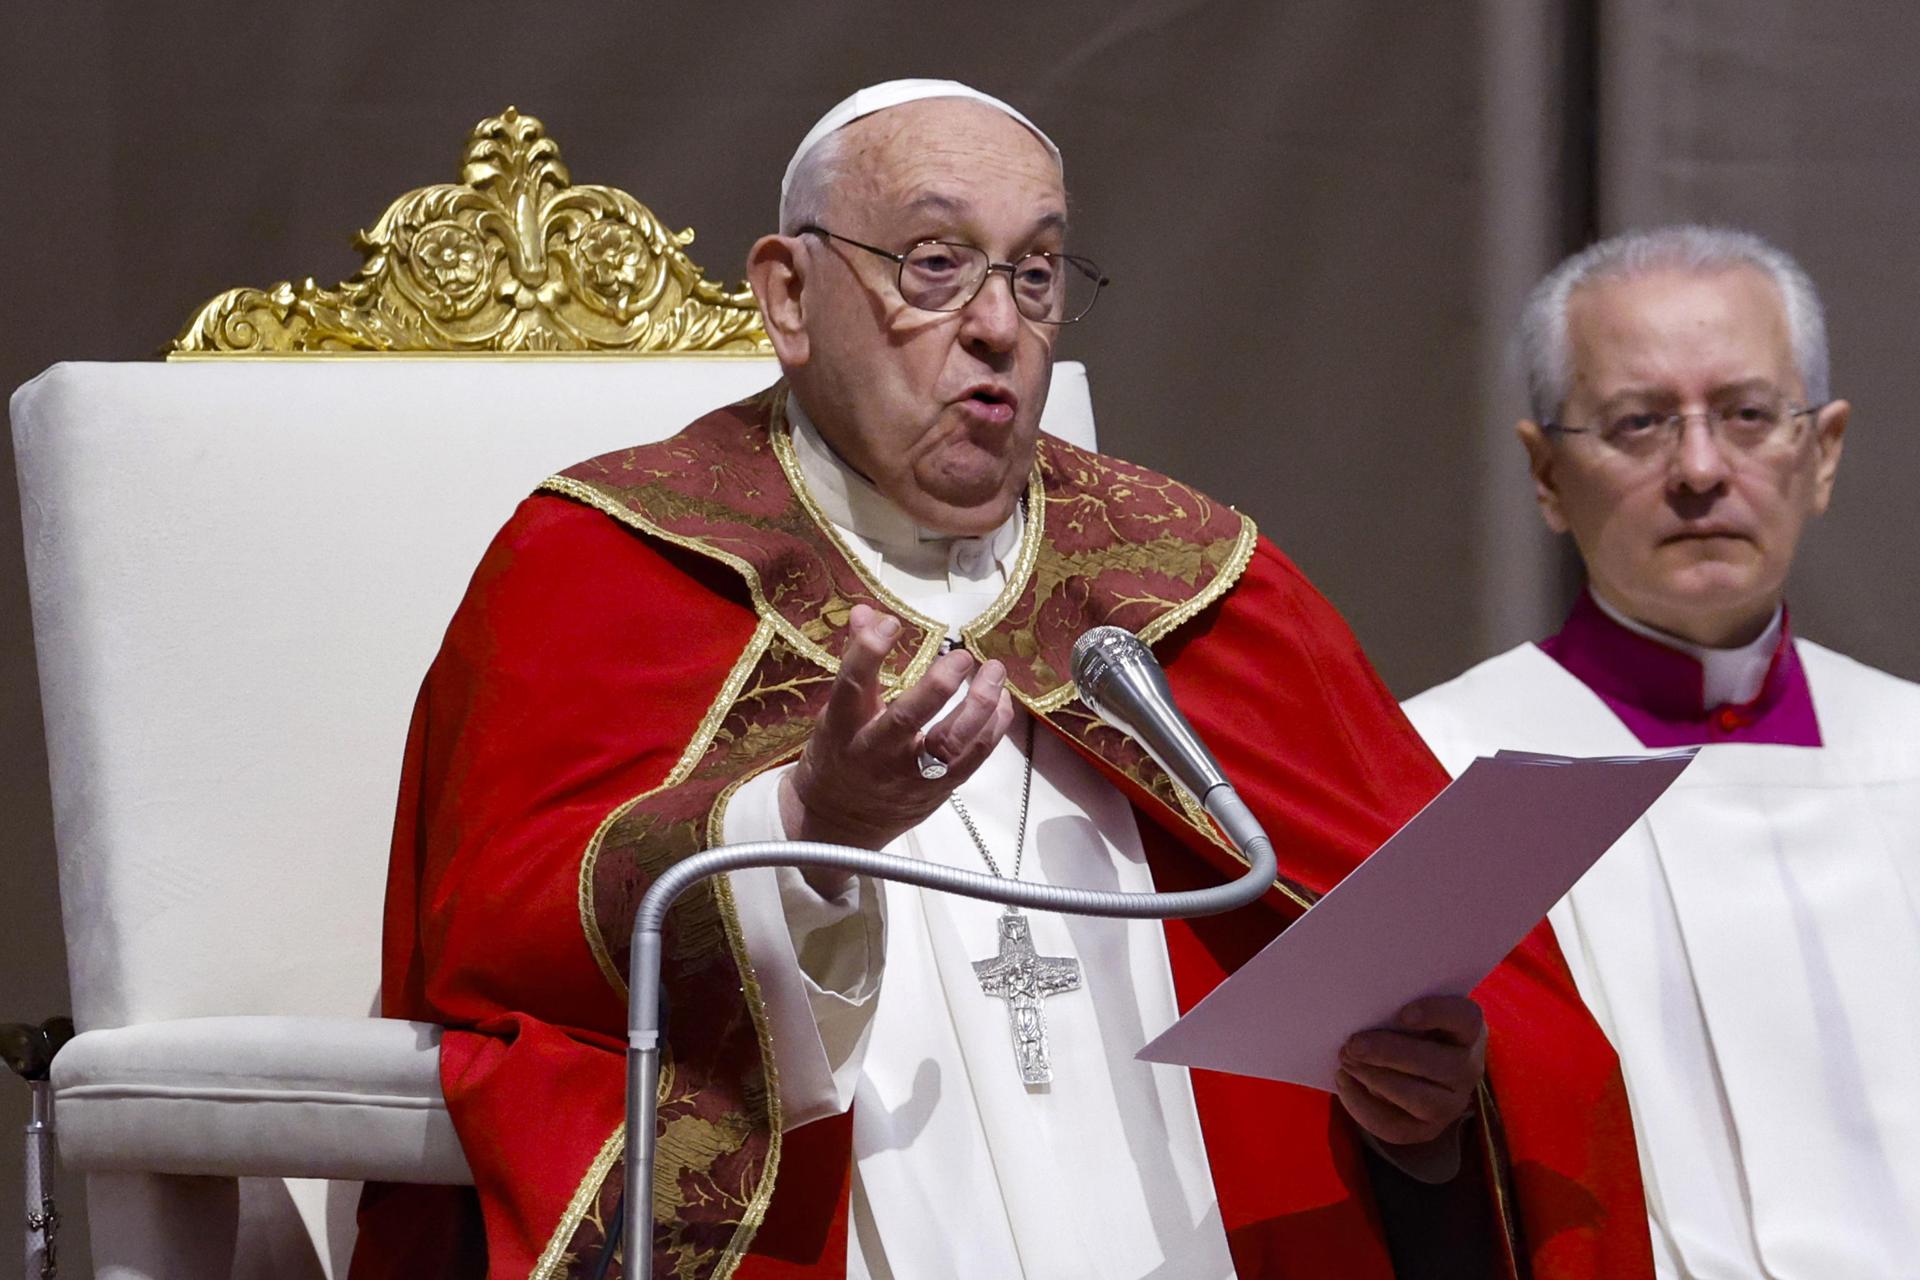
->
[355, 483, 1648, 1278]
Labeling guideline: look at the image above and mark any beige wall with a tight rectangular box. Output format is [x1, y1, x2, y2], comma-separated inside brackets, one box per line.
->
[4, 3, 1917, 1268]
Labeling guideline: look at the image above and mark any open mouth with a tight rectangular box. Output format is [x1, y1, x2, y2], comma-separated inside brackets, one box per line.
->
[959, 385, 1019, 424]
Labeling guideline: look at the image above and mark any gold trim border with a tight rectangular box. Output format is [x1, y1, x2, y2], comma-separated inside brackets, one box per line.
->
[767, 405, 1050, 693]
[528, 1122, 626, 1280]
[1023, 508, 1258, 717]
[1142, 513, 1259, 648]
[766, 408, 948, 688]
[1012, 510, 1315, 914]
[959, 473, 1048, 646]
[765, 404, 947, 638]
[538, 629, 796, 1279]
[536, 437, 1287, 1272]
[575, 616, 778, 997]
[540, 475, 842, 679]
[700, 753, 811, 1279]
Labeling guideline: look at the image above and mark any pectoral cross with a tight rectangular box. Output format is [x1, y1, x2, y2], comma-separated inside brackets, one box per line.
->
[973, 909, 1082, 1085]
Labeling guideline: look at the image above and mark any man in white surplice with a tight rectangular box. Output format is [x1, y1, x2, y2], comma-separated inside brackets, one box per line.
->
[1403, 225, 1920, 1278]
[719, 81, 1491, 1278]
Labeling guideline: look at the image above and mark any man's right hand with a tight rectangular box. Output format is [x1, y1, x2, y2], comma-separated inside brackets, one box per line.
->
[780, 603, 1017, 850]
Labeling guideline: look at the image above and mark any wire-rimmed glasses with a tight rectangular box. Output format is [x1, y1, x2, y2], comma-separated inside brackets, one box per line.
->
[800, 224, 1108, 324]
[1543, 395, 1826, 463]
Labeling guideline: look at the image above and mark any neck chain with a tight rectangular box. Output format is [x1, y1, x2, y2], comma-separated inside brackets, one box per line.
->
[948, 715, 1036, 880]
[950, 714, 1083, 1087]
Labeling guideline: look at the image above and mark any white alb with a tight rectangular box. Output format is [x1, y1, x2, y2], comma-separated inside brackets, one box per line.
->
[1405, 639, 1920, 1279]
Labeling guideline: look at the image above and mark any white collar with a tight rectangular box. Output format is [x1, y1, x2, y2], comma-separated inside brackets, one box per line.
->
[786, 397, 1023, 562]
[1590, 592, 1784, 708]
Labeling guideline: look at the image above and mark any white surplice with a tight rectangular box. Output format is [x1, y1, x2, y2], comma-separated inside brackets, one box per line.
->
[1405, 640, 1920, 1279]
[722, 408, 1237, 1280]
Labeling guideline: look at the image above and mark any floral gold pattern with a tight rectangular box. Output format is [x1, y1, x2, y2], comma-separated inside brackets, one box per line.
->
[546, 386, 1256, 716]
[537, 387, 1274, 1276]
[170, 107, 770, 355]
[546, 629, 830, 1279]
[769, 412, 1048, 665]
[528, 1124, 625, 1280]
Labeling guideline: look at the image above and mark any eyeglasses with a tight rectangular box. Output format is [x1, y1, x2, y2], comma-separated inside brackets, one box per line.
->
[1543, 396, 1825, 462]
[799, 224, 1109, 324]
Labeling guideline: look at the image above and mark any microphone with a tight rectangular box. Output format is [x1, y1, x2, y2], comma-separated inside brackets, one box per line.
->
[617, 624, 1277, 1280]
[1072, 626, 1228, 801]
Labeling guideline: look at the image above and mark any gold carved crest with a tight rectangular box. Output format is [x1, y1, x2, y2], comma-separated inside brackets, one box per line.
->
[170, 107, 770, 355]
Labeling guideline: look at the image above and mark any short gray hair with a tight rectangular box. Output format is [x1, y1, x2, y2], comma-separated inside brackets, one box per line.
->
[1517, 224, 1829, 423]
[779, 128, 848, 235]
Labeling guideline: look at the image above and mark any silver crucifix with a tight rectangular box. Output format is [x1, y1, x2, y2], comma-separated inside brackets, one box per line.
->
[973, 909, 1082, 1085]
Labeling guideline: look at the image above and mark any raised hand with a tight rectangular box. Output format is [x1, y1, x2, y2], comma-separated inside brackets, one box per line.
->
[1335, 995, 1487, 1149]
[780, 603, 1018, 850]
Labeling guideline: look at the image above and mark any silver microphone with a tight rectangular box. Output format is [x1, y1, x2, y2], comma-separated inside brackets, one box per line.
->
[622, 625, 1279, 1277]
[1072, 626, 1229, 802]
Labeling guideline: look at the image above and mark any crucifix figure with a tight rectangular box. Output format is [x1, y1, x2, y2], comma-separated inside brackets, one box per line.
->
[973, 909, 1083, 1085]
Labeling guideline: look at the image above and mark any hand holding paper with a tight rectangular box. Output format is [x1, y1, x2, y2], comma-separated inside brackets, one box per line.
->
[1139, 749, 1695, 1090]
[1335, 994, 1487, 1147]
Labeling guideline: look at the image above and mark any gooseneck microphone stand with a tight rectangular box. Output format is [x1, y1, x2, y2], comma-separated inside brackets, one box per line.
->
[604, 628, 1277, 1280]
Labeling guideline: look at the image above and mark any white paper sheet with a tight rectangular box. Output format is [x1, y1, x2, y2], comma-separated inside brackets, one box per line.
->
[1138, 749, 1695, 1090]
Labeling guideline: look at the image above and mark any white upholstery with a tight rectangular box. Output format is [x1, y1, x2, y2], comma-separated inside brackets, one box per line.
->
[11, 357, 1097, 1277]
[52, 1017, 465, 1183]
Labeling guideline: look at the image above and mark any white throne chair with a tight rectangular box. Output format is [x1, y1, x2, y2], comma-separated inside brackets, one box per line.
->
[10, 108, 1100, 1278]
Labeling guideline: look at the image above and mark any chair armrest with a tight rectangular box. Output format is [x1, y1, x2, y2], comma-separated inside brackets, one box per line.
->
[52, 1016, 472, 1185]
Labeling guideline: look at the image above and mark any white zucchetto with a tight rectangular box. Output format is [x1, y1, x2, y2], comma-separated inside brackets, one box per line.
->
[779, 78, 1062, 213]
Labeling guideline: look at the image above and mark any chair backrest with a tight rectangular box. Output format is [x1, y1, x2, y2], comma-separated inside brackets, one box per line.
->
[10, 358, 1098, 1031]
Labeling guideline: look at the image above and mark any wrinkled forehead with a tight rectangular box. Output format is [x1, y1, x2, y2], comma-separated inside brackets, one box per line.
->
[834, 100, 1067, 232]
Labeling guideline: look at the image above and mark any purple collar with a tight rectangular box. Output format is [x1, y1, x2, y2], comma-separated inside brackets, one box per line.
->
[1537, 592, 1822, 748]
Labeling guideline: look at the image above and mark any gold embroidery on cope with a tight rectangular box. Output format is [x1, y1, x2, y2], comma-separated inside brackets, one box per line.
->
[528, 1124, 625, 1280]
[549, 628, 831, 1278]
[576, 616, 779, 996]
[537, 391, 1283, 1275]
[768, 398, 1047, 687]
[700, 780, 804, 1278]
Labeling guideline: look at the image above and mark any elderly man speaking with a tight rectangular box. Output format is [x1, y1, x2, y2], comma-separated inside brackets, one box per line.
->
[351, 83, 1649, 1279]
[1406, 226, 1920, 1277]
